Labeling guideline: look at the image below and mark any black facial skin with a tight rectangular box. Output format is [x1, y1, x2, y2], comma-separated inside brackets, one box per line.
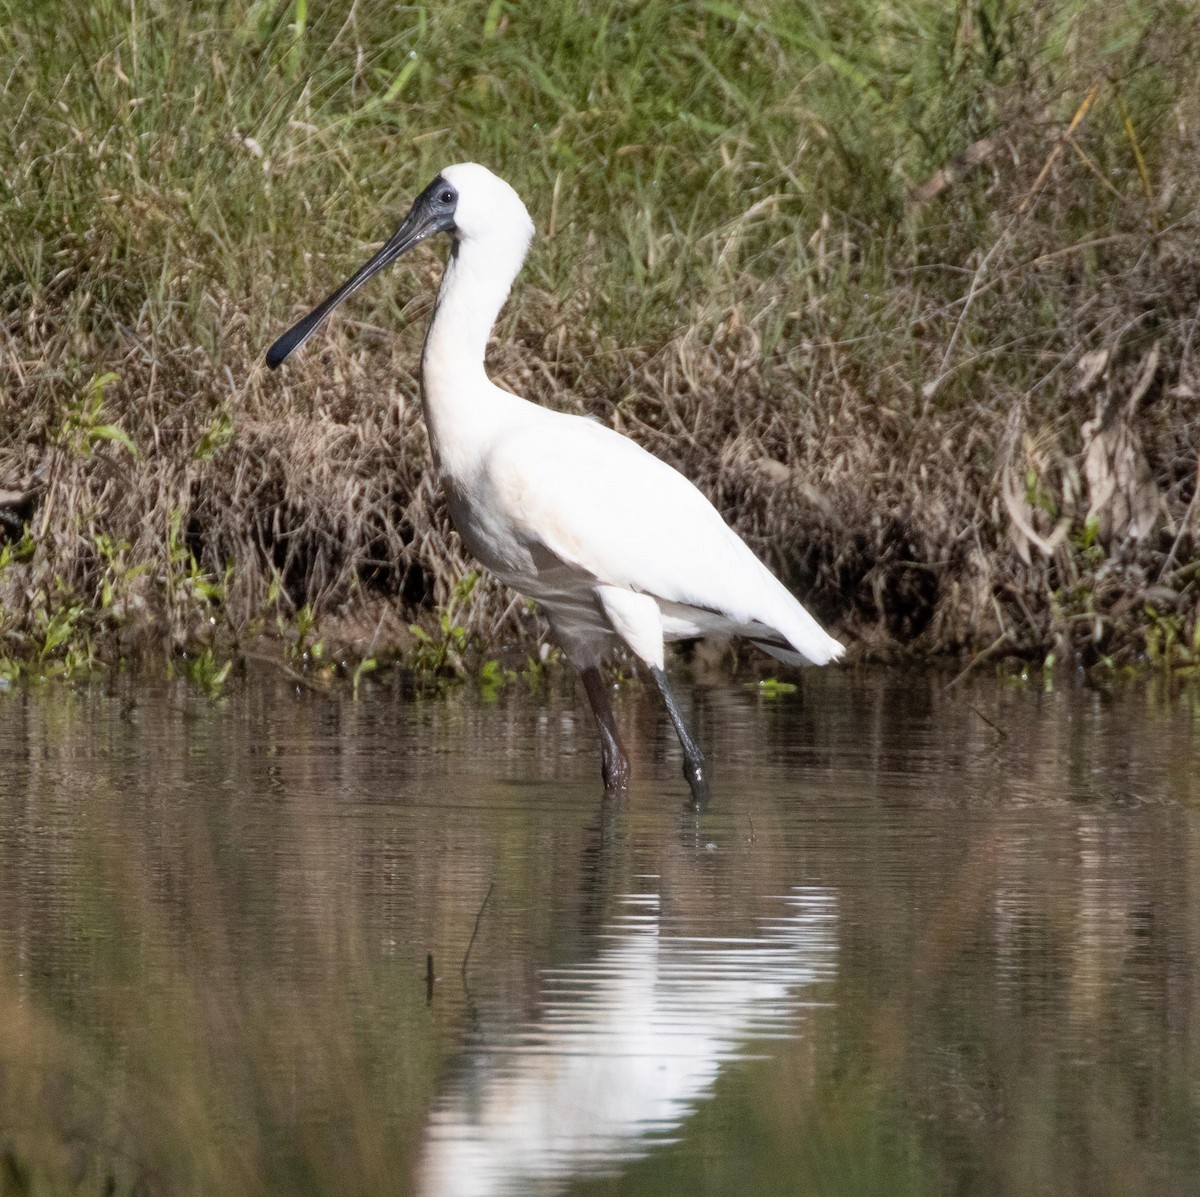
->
[265, 175, 459, 369]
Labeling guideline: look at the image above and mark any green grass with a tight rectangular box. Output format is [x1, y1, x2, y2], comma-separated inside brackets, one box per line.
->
[0, 0, 1198, 680]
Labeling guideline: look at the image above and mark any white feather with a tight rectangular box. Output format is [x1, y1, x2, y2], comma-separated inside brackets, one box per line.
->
[419, 164, 844, 672]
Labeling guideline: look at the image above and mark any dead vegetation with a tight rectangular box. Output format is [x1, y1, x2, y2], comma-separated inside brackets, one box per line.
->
[1, 0, 1198, 679]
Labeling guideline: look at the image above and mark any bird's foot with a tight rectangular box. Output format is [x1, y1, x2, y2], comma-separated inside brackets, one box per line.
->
[602, 751, 631, 798]
[682, 757, 710, 811]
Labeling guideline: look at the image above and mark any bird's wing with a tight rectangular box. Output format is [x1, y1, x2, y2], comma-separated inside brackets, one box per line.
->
[483, 411, 843, 665]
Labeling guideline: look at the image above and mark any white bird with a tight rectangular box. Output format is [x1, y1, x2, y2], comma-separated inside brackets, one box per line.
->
[266, 163, 844, 804]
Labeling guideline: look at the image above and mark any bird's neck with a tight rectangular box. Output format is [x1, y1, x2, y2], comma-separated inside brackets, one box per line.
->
[420, 235, 524, 454]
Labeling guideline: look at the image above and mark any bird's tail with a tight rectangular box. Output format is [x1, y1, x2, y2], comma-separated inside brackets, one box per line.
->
[745, 569, 844, 666]
[747, 624, 844, 667]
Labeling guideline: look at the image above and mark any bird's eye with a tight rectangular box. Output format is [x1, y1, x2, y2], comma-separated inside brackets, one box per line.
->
[440, 189, 454, 204]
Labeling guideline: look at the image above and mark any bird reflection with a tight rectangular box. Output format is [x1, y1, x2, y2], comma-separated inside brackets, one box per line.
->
[416, 884, 836, 1196]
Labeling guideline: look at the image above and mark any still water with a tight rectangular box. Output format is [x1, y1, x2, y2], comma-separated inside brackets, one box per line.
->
[1, 669, 1199, 1196]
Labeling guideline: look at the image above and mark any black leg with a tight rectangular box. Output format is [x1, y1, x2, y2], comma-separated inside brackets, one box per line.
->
[650, 666, 709, 807]
[581, 666, 631, 795]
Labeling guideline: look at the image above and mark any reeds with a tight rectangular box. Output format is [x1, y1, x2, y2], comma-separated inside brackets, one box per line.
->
[1, 0, 1198, 676]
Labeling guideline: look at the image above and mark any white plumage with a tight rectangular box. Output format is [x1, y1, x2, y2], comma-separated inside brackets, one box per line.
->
[266, 162, 843, 802]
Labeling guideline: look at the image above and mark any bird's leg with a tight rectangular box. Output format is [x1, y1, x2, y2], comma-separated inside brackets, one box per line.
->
[649, 666, 709, 808]
[581, 666, 631, 796]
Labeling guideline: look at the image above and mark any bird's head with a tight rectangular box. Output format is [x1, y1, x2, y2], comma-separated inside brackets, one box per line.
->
[438, 162, 534, 250]
[265, 162, 534, 369]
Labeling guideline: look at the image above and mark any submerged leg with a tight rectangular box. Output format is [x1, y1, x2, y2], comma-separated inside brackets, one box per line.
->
[649, 666, 709, 807]
[581, 666, 631, 795]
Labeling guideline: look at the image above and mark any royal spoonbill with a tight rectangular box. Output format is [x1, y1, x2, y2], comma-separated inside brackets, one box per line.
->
[265, 163, 843, 804]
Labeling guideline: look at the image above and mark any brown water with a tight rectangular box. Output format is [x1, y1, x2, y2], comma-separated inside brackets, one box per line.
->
[1, 669, 1199, 1196]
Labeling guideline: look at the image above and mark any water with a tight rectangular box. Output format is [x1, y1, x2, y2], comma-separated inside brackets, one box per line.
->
[1, 669, 1199, 1196]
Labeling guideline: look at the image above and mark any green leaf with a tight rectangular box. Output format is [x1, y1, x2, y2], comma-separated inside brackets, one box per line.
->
[751, 677, 798, 697]
[87, 371, 120, 396]
[382, 57, 419, 103]
[90, 423, 139, 456]
[194, 414, 234, 461]
[698, 1, 746, 24]
[483, 0, 505, 39]
[352, 656, 378, 700]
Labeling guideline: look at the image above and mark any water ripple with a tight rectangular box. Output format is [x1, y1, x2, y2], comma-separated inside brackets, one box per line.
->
[417, 887, 837, 1196]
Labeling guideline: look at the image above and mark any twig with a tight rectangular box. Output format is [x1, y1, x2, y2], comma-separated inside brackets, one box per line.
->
[944, 632, 1011, 691]
[911, 138, 997, 209]
[1114, 82, 1153, 202]
[1066, 135, 1126, 203]
[239, 647, 329, 693]
[924, 84, 1106, 404]
[1157, 454, 1200, 581]
[461, 880, 496, 981]
[969, 705, 1008, 740]
[1182, 309, 1200, 379]
[924, 230, 1012, 404]
[1017, 82, 1102, 216]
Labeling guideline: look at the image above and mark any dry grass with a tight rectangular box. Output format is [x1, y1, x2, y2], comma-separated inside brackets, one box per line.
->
[1, 0, 1198, 678]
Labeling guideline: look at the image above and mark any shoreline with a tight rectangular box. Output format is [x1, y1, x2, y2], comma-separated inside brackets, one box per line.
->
[2, 1, 1197, 682]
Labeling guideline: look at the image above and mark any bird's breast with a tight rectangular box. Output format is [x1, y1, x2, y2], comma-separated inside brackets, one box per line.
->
[441, 471, 530, 578]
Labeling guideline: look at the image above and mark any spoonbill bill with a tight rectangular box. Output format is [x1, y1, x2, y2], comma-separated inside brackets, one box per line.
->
[265, 164, 843, 804]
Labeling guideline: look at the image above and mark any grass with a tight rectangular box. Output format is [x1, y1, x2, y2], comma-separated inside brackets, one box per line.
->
[0, 0, 1198, 681]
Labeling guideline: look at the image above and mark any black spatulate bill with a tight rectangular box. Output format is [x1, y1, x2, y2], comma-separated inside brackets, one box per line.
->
[265, 175, 459, 369]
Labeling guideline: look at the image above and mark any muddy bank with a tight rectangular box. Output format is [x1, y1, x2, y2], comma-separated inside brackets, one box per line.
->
[1, 2, 1198, 680]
